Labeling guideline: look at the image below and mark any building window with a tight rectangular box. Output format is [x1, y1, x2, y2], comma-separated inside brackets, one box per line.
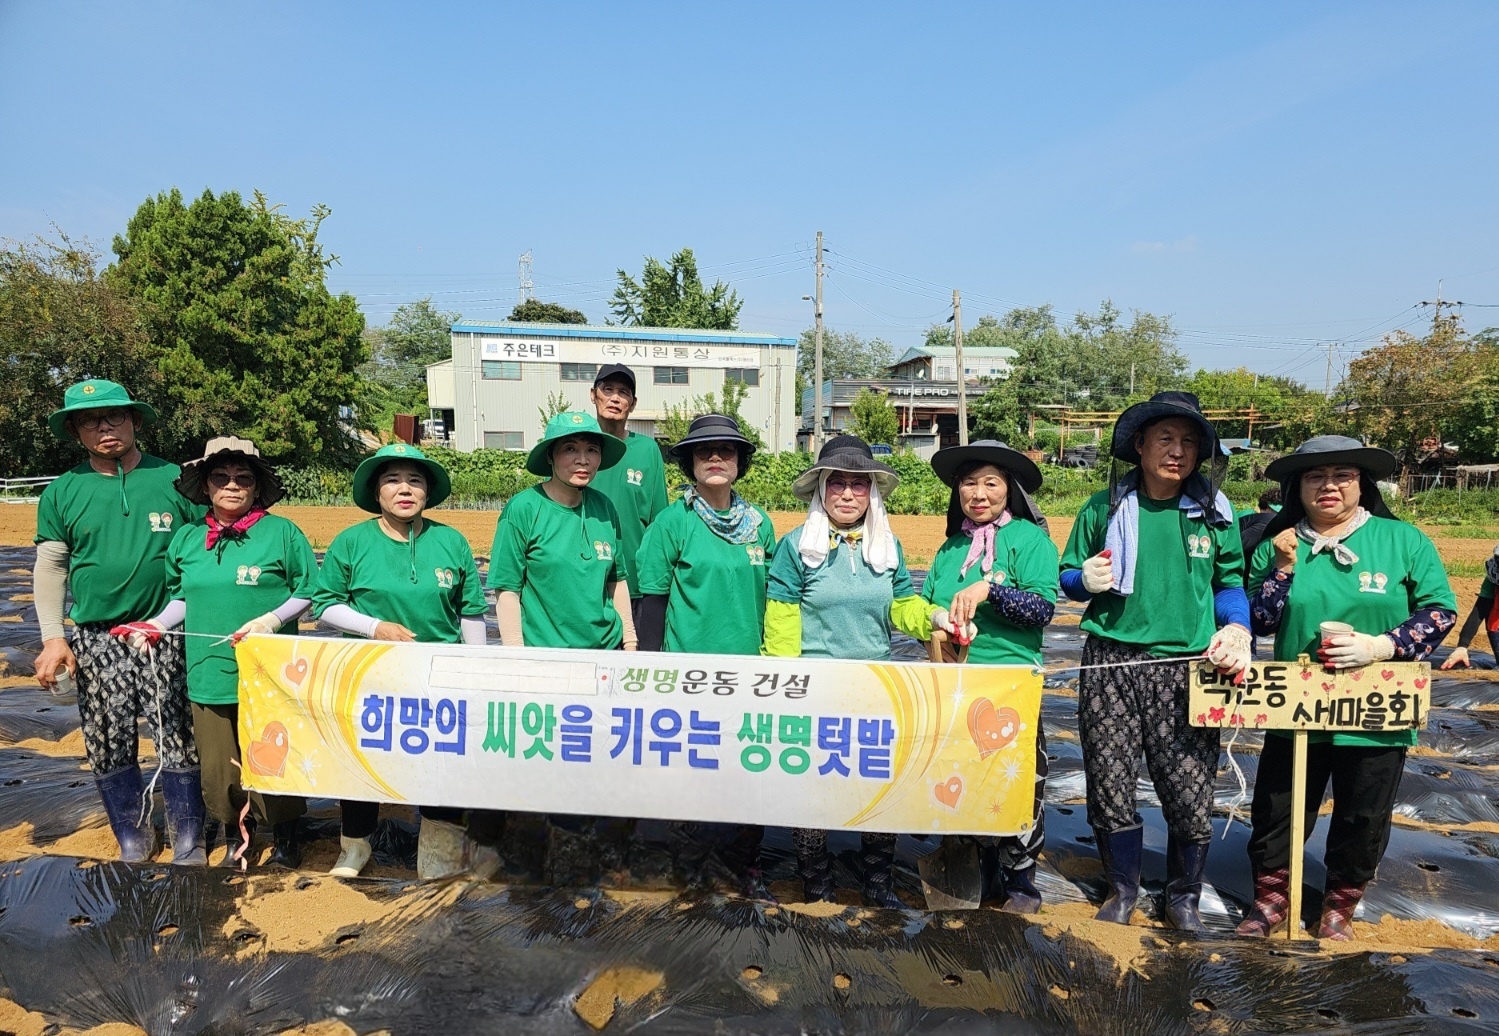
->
[483, 431, 524, 450]
[724, 367, 760, 387]
[481, 360, 521, 380]
[560, 362, 597, 382]
[653, 366, 690, 385]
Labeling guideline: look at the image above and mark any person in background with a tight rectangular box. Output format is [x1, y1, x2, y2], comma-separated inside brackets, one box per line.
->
[114, 437, 314, 869]
[1440, 544, 1498, 670]
[1059, 391, 1251, 931]
[922, 440, 1058, 913]
[1238, 486, 1282, 572]
[312, 443, 487, 879]
[587, 364, 667, 625]
[1241, 436, 1456, 940]
[32, 380, 204, 864]
[764, 435, 963, 908]
[636, 413, 777, 899]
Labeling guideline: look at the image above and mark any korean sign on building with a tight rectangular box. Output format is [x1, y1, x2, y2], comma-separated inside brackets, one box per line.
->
[1188, 660, 1429, 732]
[236, 638, 1043, 836]
[481, 337, 761, 370]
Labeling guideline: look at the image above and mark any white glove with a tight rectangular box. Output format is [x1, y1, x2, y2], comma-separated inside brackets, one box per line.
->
[1321, 632, 1395, 670]
[235, 612, 281, 638]
[1081, 552, 1114, 594]
[1206, 624, 1252, 676]
[932, 608, 956, 635]
[124, 620, 165, 655]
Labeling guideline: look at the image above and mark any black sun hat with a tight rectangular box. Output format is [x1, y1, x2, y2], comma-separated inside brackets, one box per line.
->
[668, 413, 756, 460]
[1111, 391, 1220, 466]
[791, 434, 898, 501]
[931, 439, 1043, 494]
[1264, 435, 1398, 483]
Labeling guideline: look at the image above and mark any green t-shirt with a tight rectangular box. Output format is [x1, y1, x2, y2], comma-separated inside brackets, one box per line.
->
[766, 525, 916, 662]
[165, 513, 318, 705]
[589, 431, 668, 597]
[1061, 488, 1245, 657]
[486, 484, 626, 649]
[1249, 515, 1456, 747]
[635, 498, 776, 655]
[312, 518, 485, 645]
[34, 455, 205, 626]
[921, 519, 1059, 666]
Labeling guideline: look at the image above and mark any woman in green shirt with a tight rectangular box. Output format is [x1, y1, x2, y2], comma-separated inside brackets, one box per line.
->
[636, 413, 777, 900]
[312, 443, 488, 879]
[115, 436, 314, 869]
[922, 440, 1058, 913]
[765, 435, 959, 907]
[1241, 435, 1456, 941]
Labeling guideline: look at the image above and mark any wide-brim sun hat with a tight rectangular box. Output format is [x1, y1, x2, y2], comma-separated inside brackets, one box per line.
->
[1111, 390, 1219, 466]
[525, 411, 626, 477]
[47, 379, 159, 440]
[352, 442, 452, 513]
[668, 413, 756, 460]
[791, 434, 899, 502]
[175, 436, 286, 508]
[1264, 435, 1398, 484]
[931, 439, 1042, 494]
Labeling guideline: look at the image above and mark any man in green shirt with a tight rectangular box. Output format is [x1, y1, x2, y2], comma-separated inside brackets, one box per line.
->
[1059, 391, 1252, 931]
[587, 364, 667, 621]
[31, 380, 204, 862]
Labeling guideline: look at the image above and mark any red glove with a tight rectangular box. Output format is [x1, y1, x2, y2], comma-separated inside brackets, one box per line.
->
[109, 621, 163, 648]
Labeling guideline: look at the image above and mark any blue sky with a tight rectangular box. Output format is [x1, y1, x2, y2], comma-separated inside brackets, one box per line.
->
[3, 1, 1497, 385]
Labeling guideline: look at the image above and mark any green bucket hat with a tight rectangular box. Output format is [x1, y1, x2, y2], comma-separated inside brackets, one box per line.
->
[351, 443, 452, 513]
[525, 411, 626, 477]
[47, 379, 159, 440]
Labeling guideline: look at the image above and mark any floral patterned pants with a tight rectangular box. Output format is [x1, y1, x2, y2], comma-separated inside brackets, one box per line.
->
[1077, 634, 1219, 842]
[73, 623, 198, 774]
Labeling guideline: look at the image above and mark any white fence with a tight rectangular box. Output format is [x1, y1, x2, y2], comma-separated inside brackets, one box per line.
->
[0, 476, 58, 503]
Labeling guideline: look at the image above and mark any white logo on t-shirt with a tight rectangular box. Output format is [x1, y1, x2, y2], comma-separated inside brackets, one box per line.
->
[626, 468, 643, 486]
[148, 512, 174, 534]
[745, 545, 766, 566]
[1358, 571, 1389, 594]
[593, 540, 614, 561]
[236, 565, 262, 586]
[1187, 533, 1213, 559]
[434, 567, 456, 589]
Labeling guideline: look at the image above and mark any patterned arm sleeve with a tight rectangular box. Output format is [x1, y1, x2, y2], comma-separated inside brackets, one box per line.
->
[1250, 569, 1294, 638]
[988, 584, 1055, 628]
[1386, 607, 1458, 662]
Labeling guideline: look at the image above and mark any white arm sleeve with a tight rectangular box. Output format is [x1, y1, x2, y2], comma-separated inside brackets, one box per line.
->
[320, 603, 380, 639]
[460, 616, 487, 646]
[148, 599, 187, 630]
[33, 540, 70, 643]
[272, 597, 312, 626]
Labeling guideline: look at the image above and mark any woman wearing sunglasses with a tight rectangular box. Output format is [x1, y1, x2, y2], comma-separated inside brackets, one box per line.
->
[764, 435, 961, 907]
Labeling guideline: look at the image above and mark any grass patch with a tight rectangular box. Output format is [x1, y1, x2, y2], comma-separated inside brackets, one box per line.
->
[1444, 560, 1490, 579]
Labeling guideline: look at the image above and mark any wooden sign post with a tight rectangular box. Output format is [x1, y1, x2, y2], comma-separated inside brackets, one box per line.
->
[1189, 656, 1431, 939]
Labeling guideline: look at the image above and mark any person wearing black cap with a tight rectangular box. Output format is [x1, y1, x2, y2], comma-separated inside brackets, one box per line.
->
[764, 434, 961, 907]
[1059, 391, 1252, 930]
[1239, 436, 1456, 940]
[922, 440, 1058, 912]
[588, 364, 668, 621]
[635, 413, 777, 899]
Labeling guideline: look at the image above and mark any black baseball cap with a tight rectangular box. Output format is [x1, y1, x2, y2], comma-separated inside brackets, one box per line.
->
[593, 363, 636, 392]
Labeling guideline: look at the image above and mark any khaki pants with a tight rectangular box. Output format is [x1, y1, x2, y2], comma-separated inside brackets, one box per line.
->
[190, 702, 304, 828]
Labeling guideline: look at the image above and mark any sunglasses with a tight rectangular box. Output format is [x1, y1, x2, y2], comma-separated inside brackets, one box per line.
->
[208, 471, 257, 488]
[826, 477, 872, 497]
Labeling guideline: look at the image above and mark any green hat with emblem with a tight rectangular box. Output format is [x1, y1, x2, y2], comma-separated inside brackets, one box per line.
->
[351, 442, 452, 513]
[525, 411, 626, 477]
[48, 379, 159, 440]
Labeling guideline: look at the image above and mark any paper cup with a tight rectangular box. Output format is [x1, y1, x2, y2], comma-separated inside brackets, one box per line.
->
[1319, 621, 1354, 645]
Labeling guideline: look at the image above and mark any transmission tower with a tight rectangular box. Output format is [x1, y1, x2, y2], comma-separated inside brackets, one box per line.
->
[517, 250, 534, 303]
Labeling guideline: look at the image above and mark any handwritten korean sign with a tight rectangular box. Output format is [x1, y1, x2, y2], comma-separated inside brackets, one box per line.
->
[1188, 660, 1430, 732]
[236, 638, 1043, 836]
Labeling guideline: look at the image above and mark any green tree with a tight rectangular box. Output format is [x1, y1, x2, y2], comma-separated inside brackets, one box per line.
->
[968, 379, 1027, 445]
[1449, 328, 1499, 461]
[107, 188, 367, 466]
[1182, 367, 1320, 449]
[510, 298, 587, 324]
[0, 233, 158, 475]
[537, 390, 572, 431]
[610, 248, 742, 329]
[796, 328, 896, 384]
[359, 297, 460, 433]
[657, 380, 766, 452]
[848, 388, 899, 445]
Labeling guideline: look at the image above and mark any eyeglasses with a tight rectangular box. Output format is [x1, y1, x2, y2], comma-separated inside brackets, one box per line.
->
[74, 409, 131, 431]
[826, 477, 872, 497]
[1303, 470, 1360, 489]
[692, 443, 737, 460]
[208, 471, 257, 488]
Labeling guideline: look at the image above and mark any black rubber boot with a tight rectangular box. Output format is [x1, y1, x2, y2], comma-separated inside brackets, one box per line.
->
[95, 765, 156, 863]
[161, 767, 207, 866]
[1094, 827, 1144, 924]
[265, 821, 302, 869]
[1000, 865, 1043, 914]
[795, 838, 837, 904]
[221, 815, 257, 868]
[1162, 838, 1211, 933]
[860, 833, 906, 909]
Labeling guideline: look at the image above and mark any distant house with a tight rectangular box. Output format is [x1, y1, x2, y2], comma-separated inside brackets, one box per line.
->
[889, 344, 1017, 382]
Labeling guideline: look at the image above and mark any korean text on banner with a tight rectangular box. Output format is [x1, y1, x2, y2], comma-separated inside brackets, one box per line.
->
[1188, 660, 1430, 732]
[234, 637, 1043, 837]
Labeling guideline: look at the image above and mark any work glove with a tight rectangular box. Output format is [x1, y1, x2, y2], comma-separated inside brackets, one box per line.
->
[1206, 623, 1252, 677]
[109, 620, 164, 655]
[931, 608, 977, 648]
[1081, 549, 1114, 594]
[232, 611, 282, 643]
[1320, 632, 1395, 670]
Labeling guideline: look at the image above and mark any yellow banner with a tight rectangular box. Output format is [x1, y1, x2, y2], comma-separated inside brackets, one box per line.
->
[1189, 660, 1430, 732]
[233, 636, 1043, 836]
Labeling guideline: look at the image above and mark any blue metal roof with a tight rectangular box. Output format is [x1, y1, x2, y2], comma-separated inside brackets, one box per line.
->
[452, 321, 797, 348]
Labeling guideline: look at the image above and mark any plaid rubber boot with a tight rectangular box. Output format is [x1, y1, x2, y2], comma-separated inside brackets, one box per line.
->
[860, 833, 905, 909]
[1317, 880, 1367, 941]
[1235, 867, 1291, 937]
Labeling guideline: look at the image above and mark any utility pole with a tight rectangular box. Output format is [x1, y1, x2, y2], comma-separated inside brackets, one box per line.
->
[1420, 281, 1461, 327]
[1129, 362, 1136, 396]
[1324, 342, 1337, 397]
[813, 231, 825, 454]
[517, 250, 534, 304]
[952, 289, 968, 445]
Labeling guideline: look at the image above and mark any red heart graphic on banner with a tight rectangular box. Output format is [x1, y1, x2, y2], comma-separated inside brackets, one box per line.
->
[967, 700, 1021, 758]
[1351, 670, 1363, 681]
[1380, 669, 1395, 681]
[246, 721, 289, 777]
[283, 658, 309, 686]
[1414, 677, 1428, 690]
[1300, 670, 1313, 681]
[934, 776, 963, 810]
[1322, 682, 1336, 693]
